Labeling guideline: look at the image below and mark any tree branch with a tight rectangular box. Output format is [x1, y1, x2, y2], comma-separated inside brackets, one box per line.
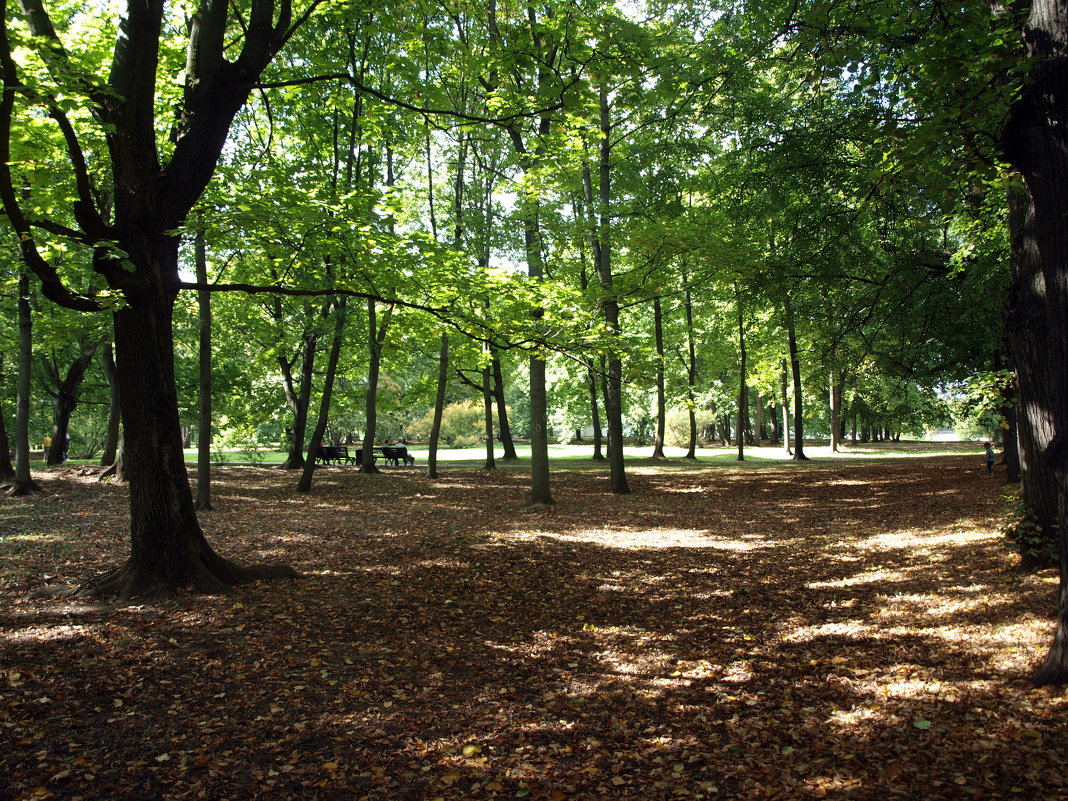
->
[0, 0, 100, 312]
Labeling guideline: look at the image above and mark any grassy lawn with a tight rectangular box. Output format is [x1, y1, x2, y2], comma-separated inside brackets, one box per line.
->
[180, 438, 988, 469]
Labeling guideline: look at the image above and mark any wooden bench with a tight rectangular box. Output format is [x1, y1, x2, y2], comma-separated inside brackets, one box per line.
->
[380, 445, 415, 467]
[315, 444, 409, 466]
[314, 445, 354, 465]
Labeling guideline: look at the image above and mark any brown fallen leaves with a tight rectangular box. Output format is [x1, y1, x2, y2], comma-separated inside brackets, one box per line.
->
[1, 454, 1065, 801]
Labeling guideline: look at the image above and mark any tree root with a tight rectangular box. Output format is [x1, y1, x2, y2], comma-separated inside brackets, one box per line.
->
[6, 479, 41, 496]
[70, 556, 299, 603]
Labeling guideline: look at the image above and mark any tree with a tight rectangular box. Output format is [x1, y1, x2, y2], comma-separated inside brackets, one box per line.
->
[0, 0, 311, 597]
[1000, 0, 1068, 686]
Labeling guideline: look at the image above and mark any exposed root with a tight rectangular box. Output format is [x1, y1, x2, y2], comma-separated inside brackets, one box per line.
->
[70, 556, 300, 603]
[6, 479, 41, 496]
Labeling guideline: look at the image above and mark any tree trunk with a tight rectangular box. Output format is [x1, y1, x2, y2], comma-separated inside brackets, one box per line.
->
[683, 278, 699, 460]
[92, 257, 295, 599]
[426, 333, 449, 479]
[195, 225, 212, 511]
[1001, 12, 1068, 681]
[100, 344, 121, 467]
[652, 296, 667, 459]
[299, 300, 347, 492]
[584, 92, 629, 494]
[360, 298, 386, 474]
[736, 282, 747, 462]
[0, 372, 13, 480]
[587, 364, 605, 461]
[784, 295, 808, 460]
[278, 322, 318, 470]
[10, 271, 36, 495]
[781, 358, 791, 456]
[491, 354, 519, 460]
[482, 360, 496, 471]
[42, 337, 100, 465]
[830, 371, 843, 453]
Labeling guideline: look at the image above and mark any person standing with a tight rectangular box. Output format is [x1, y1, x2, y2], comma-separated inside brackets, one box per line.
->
[984, 442, 996, 476]
[42, 434, 51, 461]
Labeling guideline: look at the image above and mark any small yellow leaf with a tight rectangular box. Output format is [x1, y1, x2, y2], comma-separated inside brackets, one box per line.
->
[463, 744, 481, 757]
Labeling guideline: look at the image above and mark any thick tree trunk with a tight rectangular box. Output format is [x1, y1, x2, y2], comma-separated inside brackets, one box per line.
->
[92, 253, 295, 599]
[426, 333, 449, 479]
[1001, 5, 1068, 683]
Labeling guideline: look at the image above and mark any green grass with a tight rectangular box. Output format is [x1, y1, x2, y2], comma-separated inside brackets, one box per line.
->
[178, 438, 984, 468]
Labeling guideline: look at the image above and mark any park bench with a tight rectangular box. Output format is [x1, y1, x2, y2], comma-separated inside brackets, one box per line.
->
[314, 445, 354, 465]
[380, 445, 415, 467]
[314, 444, 409, 466]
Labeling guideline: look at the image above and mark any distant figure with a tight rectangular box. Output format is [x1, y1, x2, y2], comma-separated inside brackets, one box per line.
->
[984, 442, 995, 476]
[42, 434, 51, 460]
[63, 433, 70, 461]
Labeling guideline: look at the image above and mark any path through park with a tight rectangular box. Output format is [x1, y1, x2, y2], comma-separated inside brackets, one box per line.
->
[1, 456, 1065, 800]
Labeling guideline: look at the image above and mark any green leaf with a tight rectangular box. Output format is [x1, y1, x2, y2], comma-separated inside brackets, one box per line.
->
[913, 720, 932, 730]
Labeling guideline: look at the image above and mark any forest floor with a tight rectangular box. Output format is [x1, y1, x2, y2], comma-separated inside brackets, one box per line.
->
[0, 454, 1065, 801]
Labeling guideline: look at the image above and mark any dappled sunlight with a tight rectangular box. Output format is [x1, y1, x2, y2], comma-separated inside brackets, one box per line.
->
[3, 459, 1066, 800]
[502, 527, 777, 551]
[3, 622, 92, 644]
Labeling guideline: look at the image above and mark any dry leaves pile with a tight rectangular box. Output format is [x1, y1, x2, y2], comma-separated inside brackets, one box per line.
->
[1, 455, 1065, 801]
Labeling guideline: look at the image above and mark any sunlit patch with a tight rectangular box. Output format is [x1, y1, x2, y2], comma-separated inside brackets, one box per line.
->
[807, 568, 909, 588]
[503, 527, 774, 551]
[4, 623, 90, 643]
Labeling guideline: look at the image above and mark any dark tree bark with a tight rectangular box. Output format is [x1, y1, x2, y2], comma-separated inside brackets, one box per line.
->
[0, 0, 304, 595]
[1000, 0, 1068, 684]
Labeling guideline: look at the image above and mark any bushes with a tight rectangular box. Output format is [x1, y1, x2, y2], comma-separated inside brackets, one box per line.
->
[410, 400, 488, 448]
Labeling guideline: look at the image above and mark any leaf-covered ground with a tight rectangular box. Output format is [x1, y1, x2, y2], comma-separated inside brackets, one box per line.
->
[1, 455, 1065, 801]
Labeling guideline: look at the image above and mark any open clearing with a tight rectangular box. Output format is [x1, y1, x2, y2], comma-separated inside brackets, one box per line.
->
[1, 455, 1065, 800]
